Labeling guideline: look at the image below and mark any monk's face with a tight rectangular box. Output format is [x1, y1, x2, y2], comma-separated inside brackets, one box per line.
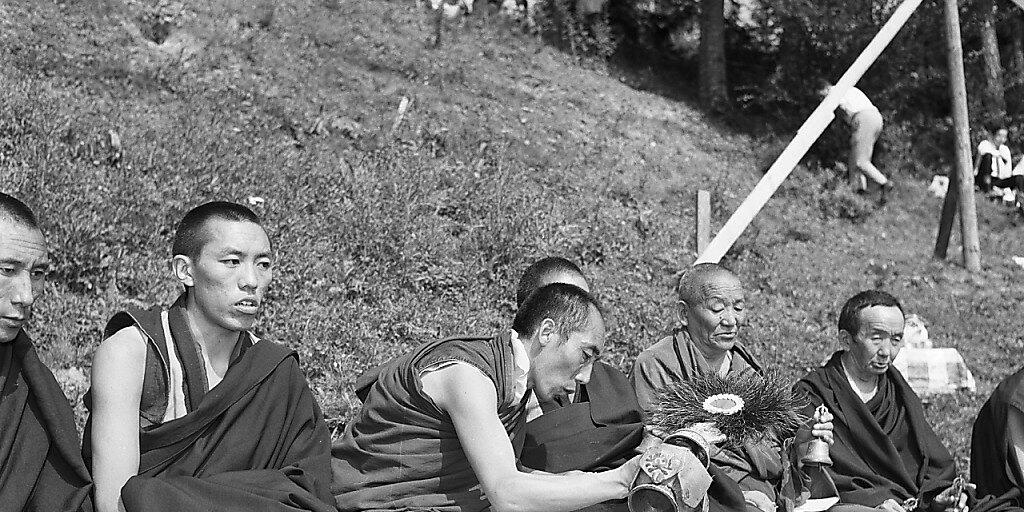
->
[0, 219, 48, 343]
[842, 305, 905, 380]
[175, 219, 273, 333]
[682, 272, 746, 355]
[529, 306, 606, 404]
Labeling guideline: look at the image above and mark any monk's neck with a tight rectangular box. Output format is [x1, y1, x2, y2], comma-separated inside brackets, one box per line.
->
[840, 352, 879, 400]
[182, 300, 241, 365]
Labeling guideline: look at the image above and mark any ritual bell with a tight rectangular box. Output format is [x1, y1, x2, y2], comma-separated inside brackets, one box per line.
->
[799, 405, 833, 467]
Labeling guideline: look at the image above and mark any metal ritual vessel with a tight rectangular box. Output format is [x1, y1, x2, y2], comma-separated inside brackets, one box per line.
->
[800, 405, 833, 467]
[627, 428, 713, 512]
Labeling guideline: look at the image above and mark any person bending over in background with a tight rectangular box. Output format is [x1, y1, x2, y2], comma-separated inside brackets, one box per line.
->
[86, 201, 334, 512]
[331, 283, 644, 512]
[0, 192, 93, 512]
[974, 123, 1023, 203]
[631, 263, 833, 512]
[794, 290, 973, 512]
[819, 80, 894, 201]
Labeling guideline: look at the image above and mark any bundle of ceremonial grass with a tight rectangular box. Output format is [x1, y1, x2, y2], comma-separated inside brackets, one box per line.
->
[649, 369, 808, 449]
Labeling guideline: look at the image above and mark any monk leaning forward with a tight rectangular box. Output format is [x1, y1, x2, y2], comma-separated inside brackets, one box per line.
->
[631, 263, 833, 512]
[331, 283, 642, 512]
[0, 192, 93, 512]
[795, 290, 977, 512]
[514, 258, 648, 512]
[86, 201, 335, 512]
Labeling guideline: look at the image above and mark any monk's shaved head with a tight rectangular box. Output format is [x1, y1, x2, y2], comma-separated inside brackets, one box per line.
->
[0, 192, 40, 231]
[173, 201, 264, 259]
[677, 263, 741, 304]
[515, 257, 588, 308]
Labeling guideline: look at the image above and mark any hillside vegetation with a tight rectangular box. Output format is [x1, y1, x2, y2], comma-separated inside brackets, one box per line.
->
[2, 0, 1023, 465]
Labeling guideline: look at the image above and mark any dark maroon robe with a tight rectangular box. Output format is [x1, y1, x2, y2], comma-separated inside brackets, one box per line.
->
[795, 352, 955, 509]
[971, 365, 1024, 507]
[0, 331, 93, 512]
[83, 299, 335, 512]
[331, 332, 528, 512]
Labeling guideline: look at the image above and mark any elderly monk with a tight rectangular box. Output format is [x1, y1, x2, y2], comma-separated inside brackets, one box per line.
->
[631, 263, 759, 410]
[970, 359, 1024, 504]
[0, 192, 93, 512]
[795, 290, 968, 512]
[517, 258, 746, 512]
[331, 283, 645, 512]
[86, 201, 334, 512]
[631, 263, 833, 512]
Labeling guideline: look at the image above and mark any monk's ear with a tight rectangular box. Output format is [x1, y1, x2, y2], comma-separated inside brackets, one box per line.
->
[537, 318, 558, 347]
[838, 328, 854, 347]
[676, 300, 691, 326]
[171, 255, 196, 288]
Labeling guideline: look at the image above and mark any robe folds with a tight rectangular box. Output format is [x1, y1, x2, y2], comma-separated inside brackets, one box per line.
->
[83, 300, 335, 512]
[331, 332, 528, 512]
[971, 365, 1024, 506]
[520, 361, 645, 512]
[631, 331, 793, 509]
[0, 331, 93, 512]
[794, 352, 955, 510]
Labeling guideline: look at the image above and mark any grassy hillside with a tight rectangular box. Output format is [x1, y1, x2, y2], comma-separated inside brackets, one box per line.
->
[2, 0, 1023, 467]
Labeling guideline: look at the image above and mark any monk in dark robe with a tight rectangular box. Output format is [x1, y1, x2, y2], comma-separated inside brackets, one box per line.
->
[795, 290, 967, 512]
[970, 366, 1024, 505]
[0, 192, 93, 512]
[515, 258, 644, 474]
[513, 258, 647, 512]
[86, 201, 334, 512]
[331, 284, 646, 512]
[631, 263, 832, 512]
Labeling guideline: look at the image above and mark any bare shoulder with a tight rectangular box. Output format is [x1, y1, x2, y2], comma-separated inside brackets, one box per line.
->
[420, 362, 498, 412]
[91, 325, 147, 388]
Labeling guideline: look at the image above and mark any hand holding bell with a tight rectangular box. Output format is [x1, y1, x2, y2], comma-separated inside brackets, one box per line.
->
[801, 405, 833, 467]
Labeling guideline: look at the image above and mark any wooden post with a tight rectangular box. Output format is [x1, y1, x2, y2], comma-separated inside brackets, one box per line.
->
[934, 171, 958, 259]
[695, 0, 924, 264]
[696, 190, 711, 255]
[943, 0, 982, 272]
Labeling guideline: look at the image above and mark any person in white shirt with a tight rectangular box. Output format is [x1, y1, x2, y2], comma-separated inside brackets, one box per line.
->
[819, 81, 893, 201]
[973, 124, 1022, 202]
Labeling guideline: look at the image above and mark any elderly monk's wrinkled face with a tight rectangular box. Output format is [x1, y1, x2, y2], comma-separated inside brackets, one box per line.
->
[530, 306, 606, 404]
[183, 219, 273, 333]
[843, 305, 905, 380]
[0, 220, 48, 343]
[683, 272, 746, 355]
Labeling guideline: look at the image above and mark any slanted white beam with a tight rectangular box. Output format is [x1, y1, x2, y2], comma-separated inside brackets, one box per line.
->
[695, 0, 925, 264]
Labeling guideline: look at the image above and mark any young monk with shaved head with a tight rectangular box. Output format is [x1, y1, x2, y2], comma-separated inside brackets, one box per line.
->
[87, 201, 334, 512]
[0, 192, 93, 512]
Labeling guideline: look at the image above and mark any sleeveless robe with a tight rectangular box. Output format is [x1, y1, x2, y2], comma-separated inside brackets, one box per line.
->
[331, 332, 529, 512]
[83, 295, 335, 512]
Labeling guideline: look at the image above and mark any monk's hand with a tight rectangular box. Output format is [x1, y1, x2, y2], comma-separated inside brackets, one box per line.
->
[810, 418, 834, 445]
[933, 482, 972, 512]
[609, 453, 644, 498]
[878, 498, 908, 512]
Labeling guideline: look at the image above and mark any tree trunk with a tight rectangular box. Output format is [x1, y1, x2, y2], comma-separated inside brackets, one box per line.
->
[1013, 14, 1024, 90]
[699, 0, 728, 111]
[978, 0, 1006, 116]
